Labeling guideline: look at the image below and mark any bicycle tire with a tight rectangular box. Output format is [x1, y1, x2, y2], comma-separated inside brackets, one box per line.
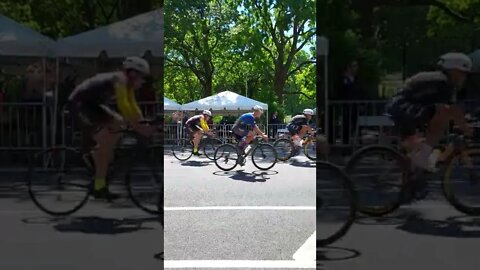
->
[214, 144, 239, 171]
[126, 143, 163, 215]
[345, 145, 409, 217]
[27, 147, 91, 216]
[318, 161, 357, 247]
[443, 148, 480, 215]
[203, 138, 223, 160]
[251, 143, 277, 170]
[304, 139, 317, 161]
[273, 138, 294, 161]
[172, 139, 193, 161]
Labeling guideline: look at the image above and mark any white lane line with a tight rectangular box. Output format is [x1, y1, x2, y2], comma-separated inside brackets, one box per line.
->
[293, 231, 316, 262]
[165, 206, 316, 211]
[164, 260, 316, 269]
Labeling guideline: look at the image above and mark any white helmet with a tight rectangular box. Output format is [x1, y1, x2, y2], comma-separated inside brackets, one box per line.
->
[202, 110, 212, 116]
[123, 56, 150, 75]
[253, 105, 264, 112]
[303, 109, 314, 115]
[437, 53, 472, 72]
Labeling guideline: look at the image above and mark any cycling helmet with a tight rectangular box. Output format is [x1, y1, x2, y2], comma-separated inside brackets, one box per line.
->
[123, 56, 150, 75]
[253, 105, 264, 112]
[437, 53, 472, 72]
[303, 109, 314, 115]
[202, 110, 212, 116]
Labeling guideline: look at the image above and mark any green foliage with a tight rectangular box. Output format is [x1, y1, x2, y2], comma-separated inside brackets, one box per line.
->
[165, 0, 315, 114]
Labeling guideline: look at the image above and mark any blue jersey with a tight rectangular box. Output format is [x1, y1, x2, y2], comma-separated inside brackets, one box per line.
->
[234, 113, 256, 129]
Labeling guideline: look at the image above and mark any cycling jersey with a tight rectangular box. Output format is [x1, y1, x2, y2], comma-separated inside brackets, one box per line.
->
[287, 115, 310, 135]
[386, 71, 457, 138]
[185, 115, 209, 132]
[395, 71, 456, 104]
[233, 113, 256, 130]
[232, 113, 257, 140]
[69, 72, 142, 122]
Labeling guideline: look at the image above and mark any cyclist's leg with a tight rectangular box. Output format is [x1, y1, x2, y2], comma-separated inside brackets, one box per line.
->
[90, 105, 123, 194]
[288, 125, 301, 147]
[192, 128, 202, 154]
[245, 131, 255, 145]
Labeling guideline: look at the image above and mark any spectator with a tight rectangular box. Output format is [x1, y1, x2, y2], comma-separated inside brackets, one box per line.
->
[270, 111, 281, 138]
[329, 60, 361, 145]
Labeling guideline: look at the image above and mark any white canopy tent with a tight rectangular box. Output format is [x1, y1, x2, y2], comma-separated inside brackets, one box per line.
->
[182, 91, 268, 112]
[0, 14, 56, 150]
[0, 14, 54, 57]
[164, 96, 182, 111]
[317, 35, 329, 137]
[182, 90, 269, 134]
[54, 9, 164, 58]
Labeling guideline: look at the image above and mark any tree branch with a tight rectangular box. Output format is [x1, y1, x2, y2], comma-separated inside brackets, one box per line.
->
[287, 60, 315, 77]
[284, 91, 314, 99]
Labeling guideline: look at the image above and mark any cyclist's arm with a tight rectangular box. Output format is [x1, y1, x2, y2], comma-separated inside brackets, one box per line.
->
[199, 118, 210, 132]
[253, 125, 265, 136]
[127, 88, 143, 120]
[115, 84, 141, 123]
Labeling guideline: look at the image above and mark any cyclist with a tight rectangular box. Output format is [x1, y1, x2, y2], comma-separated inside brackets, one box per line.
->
[184, 110, 214, 156]
[286, 109, 315, 156]
[68, 56, 154, 200]
[385, 52, 473, 172]
[232, 105, 268, 156]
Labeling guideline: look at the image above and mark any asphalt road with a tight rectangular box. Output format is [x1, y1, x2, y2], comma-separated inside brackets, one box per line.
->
[164, 152, 316, 269]
[319, 190, 480, 270]
[0, 184, 162, 270]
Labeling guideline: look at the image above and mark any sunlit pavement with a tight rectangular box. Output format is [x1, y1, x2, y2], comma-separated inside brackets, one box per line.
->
[320, 193, 480, 270]
[164, 153, 316, 269]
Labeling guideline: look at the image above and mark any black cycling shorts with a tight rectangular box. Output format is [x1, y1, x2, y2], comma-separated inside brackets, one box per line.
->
[185, 124, 202, 138]
[232, 126, 249, 141]
[385, 97, 436, 138]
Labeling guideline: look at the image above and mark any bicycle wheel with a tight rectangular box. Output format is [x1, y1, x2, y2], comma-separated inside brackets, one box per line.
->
[126, 144, 163, 215]
[27, 147, 91, 216]
[172, 139, 193, 161]
[345, 145, 409, 217]
[318, 161, 356, 247]
[251, 143, 277, 170]
[443, 149, 480, 215]
[214, 144, 239, 171]
[304, 139, 317, 161]
[203, 138, 223, 160]
[273, 138, 294, 161]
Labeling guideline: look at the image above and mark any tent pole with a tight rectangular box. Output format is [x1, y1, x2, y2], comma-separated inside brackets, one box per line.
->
[42, 58, 47, 151]
[52, 58, 59, 146]
[324, 54, 328, 139]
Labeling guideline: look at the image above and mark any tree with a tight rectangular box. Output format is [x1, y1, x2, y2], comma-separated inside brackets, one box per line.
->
[241, 0, 315, 105]
[165, 0, 239, 98]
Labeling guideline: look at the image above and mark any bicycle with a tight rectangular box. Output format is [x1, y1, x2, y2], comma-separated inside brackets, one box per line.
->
[318, 161, 357, 246]
[172, 130, 222, 161]
[273, 129, 318, 161]
[27, 116, 163, 216]
[345, 116, 480, 217]
[213, 134, 277, 171]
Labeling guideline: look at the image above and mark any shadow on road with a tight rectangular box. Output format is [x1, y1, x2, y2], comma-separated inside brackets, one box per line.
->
[180, 160, 212, 167]
[396, 214, 480, 238]
[289, 158, 316, 168]
[317, 246, 361, 261]
[154, 252, 164, 260]
[213, 170, 278, 182]
[355, 208, 423, 226]
[23, 215, 158, 235]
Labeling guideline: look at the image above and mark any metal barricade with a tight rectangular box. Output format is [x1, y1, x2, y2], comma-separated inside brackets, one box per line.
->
[0, 102, 49, 150]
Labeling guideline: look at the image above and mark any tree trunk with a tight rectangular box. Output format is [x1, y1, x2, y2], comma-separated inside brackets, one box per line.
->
[273, 65, 287, 105]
